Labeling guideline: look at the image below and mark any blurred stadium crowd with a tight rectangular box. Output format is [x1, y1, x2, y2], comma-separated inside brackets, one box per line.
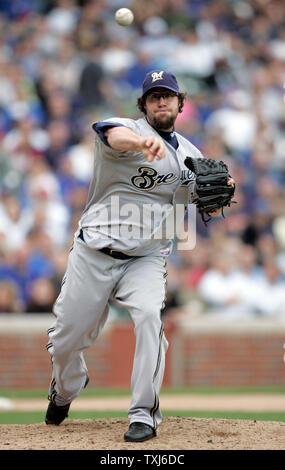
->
[0, 0, 285, 318]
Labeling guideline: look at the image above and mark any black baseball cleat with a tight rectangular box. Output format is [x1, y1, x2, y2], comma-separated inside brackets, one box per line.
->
[45, 374, 89, 425]
[124, 422, 156, 442]
[45, 400, 70, 425]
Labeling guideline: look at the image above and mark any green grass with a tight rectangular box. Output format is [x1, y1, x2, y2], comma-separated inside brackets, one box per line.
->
[0, 410, 127, 424]
[1, 410, 285, 425]
[1, 386, 285, 424]
[1, 385, 285, 399]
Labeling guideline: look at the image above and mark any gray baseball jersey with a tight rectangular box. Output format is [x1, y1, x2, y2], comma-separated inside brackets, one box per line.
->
[76, 116, 202, 256]
[46, 115, 203, 431]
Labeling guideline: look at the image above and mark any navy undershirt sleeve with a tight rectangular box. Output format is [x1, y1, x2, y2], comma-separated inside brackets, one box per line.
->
[92, 121, 124, 147]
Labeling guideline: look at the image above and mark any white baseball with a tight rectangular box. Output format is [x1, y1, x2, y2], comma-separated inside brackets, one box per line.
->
[115, 8, 134, 26]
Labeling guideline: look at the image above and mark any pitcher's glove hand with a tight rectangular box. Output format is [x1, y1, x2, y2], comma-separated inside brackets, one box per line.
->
[184, 157, 236, 225]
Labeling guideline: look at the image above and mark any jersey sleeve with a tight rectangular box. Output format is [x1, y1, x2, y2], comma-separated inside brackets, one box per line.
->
[92, 121, 124, 147]
[92, 117, 141, 147]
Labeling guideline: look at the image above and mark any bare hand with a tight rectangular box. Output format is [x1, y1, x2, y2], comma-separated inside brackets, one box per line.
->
[139, 136, 166, 162]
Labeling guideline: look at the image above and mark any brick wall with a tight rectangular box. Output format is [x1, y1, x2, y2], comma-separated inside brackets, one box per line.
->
[169, 315, 285, 387]
[0, 314, 285, 389]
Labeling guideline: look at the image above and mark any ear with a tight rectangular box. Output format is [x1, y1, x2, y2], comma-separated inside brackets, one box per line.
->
[178, 98, 184, 113]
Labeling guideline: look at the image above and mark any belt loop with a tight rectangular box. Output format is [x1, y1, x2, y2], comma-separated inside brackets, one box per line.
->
[78, 229, 85, 242]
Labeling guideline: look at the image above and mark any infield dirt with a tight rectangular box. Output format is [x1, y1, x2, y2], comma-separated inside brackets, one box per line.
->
[1, 416, 285, 450]
[1, 394, 285, 450]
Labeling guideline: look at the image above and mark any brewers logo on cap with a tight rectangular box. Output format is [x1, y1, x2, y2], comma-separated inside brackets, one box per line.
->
[142, 70, 180, 96]
[151, 71, 164, 83]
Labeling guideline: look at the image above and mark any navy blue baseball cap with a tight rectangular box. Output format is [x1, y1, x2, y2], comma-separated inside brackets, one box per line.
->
[142, 70, 179, 97]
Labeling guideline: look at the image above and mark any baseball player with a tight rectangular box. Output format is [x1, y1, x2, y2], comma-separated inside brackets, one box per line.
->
[45, 70, 223, 442]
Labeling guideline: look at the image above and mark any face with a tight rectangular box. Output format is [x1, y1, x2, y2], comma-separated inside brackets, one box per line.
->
[144, 88, 179, 131]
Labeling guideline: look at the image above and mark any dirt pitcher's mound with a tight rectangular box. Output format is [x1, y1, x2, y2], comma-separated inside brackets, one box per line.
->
[1, 417, 285, 450]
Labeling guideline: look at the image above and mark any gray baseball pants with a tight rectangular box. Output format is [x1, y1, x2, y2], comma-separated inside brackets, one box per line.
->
[46, 237, 168, 429]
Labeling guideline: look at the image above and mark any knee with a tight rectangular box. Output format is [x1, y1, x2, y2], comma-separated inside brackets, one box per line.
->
[48, 339, 71, 359]
[48, 328, 77, 359]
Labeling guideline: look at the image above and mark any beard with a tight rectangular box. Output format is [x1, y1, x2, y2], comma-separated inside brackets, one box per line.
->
[151, 113, 177, 131]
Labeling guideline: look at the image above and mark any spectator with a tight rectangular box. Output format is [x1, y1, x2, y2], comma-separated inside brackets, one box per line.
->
[0, 281, 23, 313]
[250, 260, 285, 318]
[66, 128, 94, 184]
[0, 193, 33, 251]
[44, 119, 71, 169]
[0, 0, 284, 316]
[25, 277, 57, 313]
[205, 89, 257, 154]
[78, 47, 106, 110]
[46, 0, 79, 37]
[197, 249, 242, 317]
[1, 107, 49, 173]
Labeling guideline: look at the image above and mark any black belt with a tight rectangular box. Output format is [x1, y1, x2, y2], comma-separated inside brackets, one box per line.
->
[99, 247, 135, 260]
[78, 229, 136, 260]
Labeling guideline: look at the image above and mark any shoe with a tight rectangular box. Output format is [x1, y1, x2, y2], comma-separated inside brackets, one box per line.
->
[45, 374, 89, 425]
[124, 422, 156, 442]
[45, 400, 70, 425]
